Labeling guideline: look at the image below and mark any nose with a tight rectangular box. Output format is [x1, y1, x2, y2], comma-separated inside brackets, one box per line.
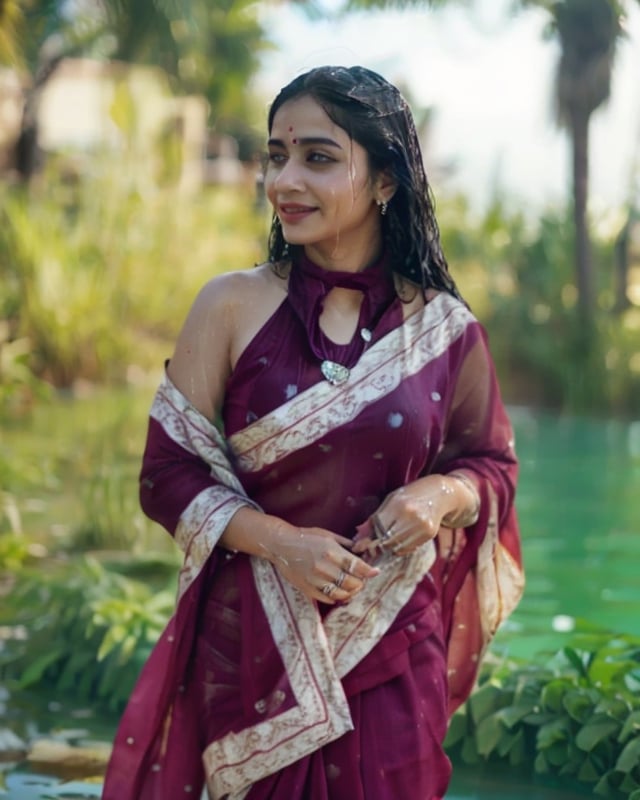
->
[272, 157, 304, 192]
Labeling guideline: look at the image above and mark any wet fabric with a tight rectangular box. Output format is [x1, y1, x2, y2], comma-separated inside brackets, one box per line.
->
[102, 280, 523, 800]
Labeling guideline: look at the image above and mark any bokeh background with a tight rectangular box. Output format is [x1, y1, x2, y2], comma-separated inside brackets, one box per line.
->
[1, 2, 639, 798]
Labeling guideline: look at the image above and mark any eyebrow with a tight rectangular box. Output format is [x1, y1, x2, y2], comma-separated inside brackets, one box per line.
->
[267, 136, 343, 149]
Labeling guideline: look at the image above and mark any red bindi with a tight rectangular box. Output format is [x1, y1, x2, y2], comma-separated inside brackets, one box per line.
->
[292, 138, 298, 144]
[288, 127, 293, 132]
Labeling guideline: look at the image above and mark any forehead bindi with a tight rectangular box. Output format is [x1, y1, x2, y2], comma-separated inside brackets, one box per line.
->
[273, 96, 343, 141]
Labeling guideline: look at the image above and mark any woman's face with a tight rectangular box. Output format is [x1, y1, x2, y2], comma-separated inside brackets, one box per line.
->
[265, 94, 384, 270]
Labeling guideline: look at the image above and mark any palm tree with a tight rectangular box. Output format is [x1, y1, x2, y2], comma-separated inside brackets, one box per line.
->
[1, 0, 271, 180]
[519, 0, 639, 323]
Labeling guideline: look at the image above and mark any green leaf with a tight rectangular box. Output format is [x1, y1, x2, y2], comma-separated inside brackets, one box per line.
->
[575, 719, 621, 752]
[468, 683, 506, 725]
[620, 773, 640, 793]
[578, 756, 602, 783]
[18, 647, 65, 687]
[508, 728, 526, 767]
[563, 646, 590, 678]
[541, 679, 571, 713]
[616, 736, 640, 773]
[563, 688, 598, 723]
[594, 697, 631, 721]
[537, 718, 569, 750]
[461, 733, 481, 765]
[619, 711, 640, 744]
[444, 710, 467, 748]
[534, 751, 550, 775]
[593, 772, 615, 797]
[495, 702, 537, 728]
[522, 710, 557, 727]
[545, 741, 569, 767]
[475, 713, 505, 758]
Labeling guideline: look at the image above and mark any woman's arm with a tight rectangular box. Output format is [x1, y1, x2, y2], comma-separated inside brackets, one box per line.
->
[141, 269, 378, 603]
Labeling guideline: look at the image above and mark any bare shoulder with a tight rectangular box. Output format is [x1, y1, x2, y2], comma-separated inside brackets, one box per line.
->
[196, 262, 287, 313]
[167, 263, 286, 419]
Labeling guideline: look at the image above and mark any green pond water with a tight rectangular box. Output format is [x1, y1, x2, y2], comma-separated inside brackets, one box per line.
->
[3, 397, 640, 799]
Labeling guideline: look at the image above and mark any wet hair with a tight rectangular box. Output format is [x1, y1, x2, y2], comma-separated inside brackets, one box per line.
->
[266, 65, 460, 297]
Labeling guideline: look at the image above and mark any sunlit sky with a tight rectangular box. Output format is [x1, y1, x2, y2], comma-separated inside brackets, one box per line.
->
[254, 0, 640, 218]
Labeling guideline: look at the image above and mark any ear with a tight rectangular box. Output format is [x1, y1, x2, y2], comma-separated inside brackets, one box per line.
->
[373, 168, 398, 204]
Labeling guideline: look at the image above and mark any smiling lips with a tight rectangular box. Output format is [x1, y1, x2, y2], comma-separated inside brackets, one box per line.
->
[278, 203, 316, 223]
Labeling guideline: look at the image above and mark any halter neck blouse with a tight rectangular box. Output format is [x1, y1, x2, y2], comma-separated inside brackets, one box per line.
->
[287, 250, 398, 371]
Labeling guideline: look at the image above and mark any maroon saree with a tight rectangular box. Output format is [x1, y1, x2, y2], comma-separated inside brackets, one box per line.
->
[102, 290, 523, 800]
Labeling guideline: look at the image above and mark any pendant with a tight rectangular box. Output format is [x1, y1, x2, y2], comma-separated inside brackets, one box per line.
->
[321, 360, 350, 386]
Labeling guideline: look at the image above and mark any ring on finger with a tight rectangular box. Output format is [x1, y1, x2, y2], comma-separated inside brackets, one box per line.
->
[335, 570, 347, 589]
[322, 582, 336, 596]
[374, 516, 395, 542]
[343, 556, 355, 574]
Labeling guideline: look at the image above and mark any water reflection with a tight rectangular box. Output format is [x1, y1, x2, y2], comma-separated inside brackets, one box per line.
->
[494, 408, 640, 659]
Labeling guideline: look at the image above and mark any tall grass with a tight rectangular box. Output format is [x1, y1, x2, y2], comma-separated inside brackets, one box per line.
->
[0, 160, 265, 395]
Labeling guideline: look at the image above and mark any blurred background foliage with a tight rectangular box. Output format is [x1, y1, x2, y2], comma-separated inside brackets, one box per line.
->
[0, 0, 639, 794]
[0, 0, 637, 420]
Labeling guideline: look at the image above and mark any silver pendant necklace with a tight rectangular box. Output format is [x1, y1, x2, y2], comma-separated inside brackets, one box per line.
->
[320, 328, 372, 386]
[320, 360, 350, 386]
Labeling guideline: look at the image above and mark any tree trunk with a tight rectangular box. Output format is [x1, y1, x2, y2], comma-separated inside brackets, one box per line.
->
[570, 108, 594, 322]
[613, 214, 631, 313]
[13, 54, 64, 182]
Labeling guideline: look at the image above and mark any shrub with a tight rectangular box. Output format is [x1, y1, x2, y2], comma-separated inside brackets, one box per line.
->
[446, 632, 640, 798]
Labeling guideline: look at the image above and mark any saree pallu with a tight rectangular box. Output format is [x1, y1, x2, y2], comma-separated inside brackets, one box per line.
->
[102, 293, 524, 800]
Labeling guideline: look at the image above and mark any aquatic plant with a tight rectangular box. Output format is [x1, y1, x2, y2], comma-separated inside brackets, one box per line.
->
[0, 557, 176, 712]
[446, 631, 640, 798]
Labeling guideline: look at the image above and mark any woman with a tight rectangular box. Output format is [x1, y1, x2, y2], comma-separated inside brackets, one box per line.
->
[103, 65, 523, 800]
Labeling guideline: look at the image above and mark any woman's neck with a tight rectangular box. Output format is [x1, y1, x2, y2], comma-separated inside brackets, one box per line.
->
[303, 236, 383, 274]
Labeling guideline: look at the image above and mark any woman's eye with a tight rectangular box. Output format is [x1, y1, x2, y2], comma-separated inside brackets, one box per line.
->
[268, 152, 286, 164]
[308, 152, 333, 164]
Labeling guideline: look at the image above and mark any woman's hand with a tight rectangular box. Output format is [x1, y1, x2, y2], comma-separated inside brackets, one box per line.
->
[266, 524, 380, 605]
[352, 473, 479, 558]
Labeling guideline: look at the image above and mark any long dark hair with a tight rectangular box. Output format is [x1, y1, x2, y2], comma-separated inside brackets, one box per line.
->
[266, 65, 459, 297]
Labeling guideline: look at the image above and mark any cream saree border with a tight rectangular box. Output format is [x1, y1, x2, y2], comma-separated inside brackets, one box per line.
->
[149, 382, 261, 601]
[228, 292, 474, 473]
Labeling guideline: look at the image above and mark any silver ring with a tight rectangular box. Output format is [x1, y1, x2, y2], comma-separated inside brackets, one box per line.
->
[374, 516, 395, 542]
[335, 570, 346, 589]
[343, 556, 355, 574]
[322, 583, 336, 596]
